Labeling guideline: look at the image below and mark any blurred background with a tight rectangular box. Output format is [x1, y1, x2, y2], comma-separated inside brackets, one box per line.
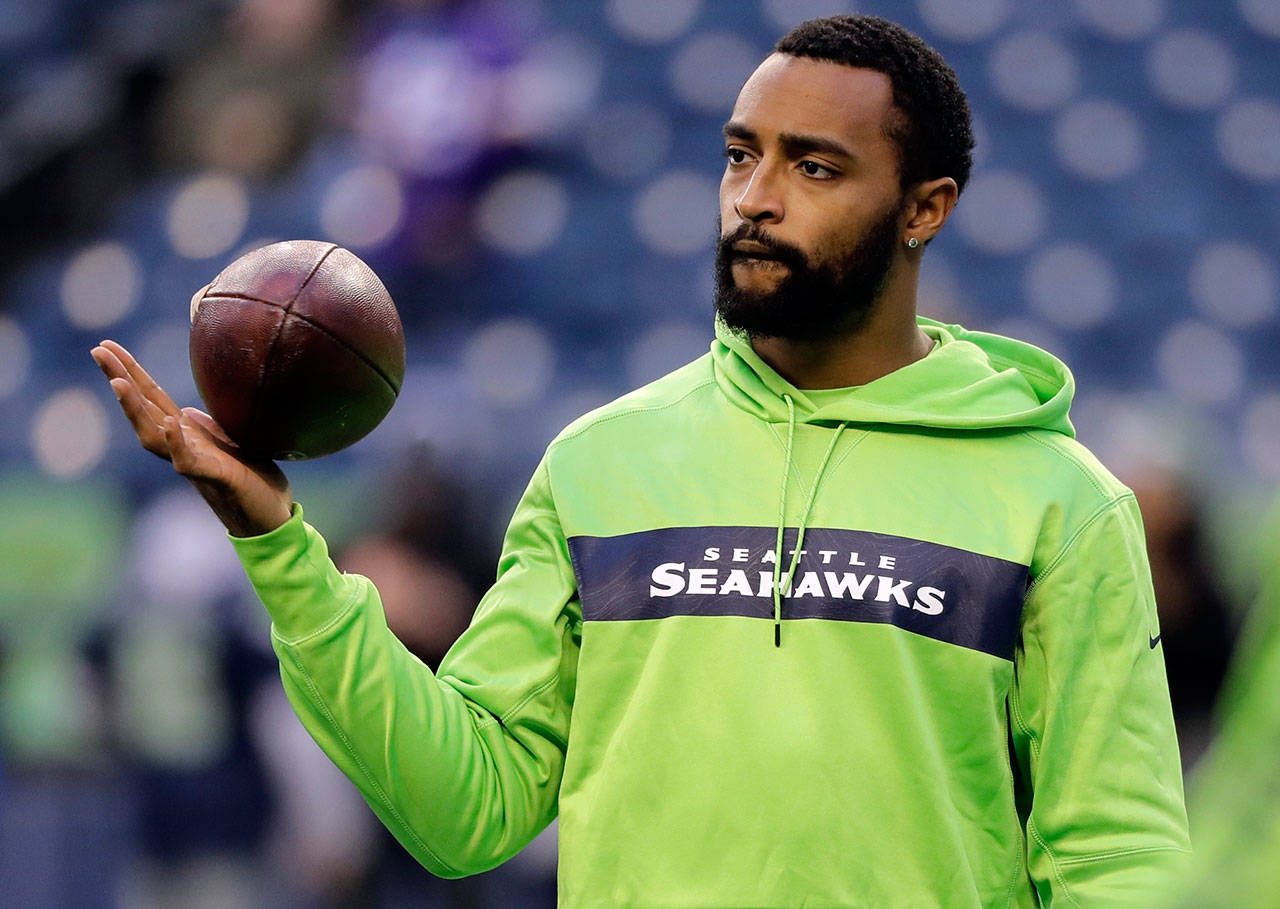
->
[0, 0, 1278, 905]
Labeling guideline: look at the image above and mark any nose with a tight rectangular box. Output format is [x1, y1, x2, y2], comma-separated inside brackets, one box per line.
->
[734, 165, 783, 224]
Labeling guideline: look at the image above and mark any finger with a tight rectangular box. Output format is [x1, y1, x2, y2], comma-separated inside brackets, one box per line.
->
[166, 414, 224, 481]
[95, 345, 177, 435]
[108, 376, 172, 460]
[180, 407, 235, 447]
[168, 412, 251, 489]
[165, 416, 194, 474]
[98, 339, 181, 418]
[90, 344, 130, 383]
[190, 283, 211, 324]
[177, 409, 286, 490]
[169, 411, 234, 475]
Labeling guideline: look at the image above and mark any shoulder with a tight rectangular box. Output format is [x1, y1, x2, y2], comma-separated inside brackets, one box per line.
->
[1005, 429, 1143, 578]
[549, 354, 717, 450]
[1016, 429, 1132, 506]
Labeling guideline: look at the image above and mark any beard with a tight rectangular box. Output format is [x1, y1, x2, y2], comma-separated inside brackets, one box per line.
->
[713, 200, 903, 342]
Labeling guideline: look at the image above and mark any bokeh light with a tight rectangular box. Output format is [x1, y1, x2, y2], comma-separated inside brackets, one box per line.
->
[59, 241, 141, 330]
[31, 387, 110, 478]
[354, 33, 488, 177]
[502, 35, 603, 142]
[953, 169, 1046, 255]
[1146, 29, 1236, 111]
[319, 165, 404, 250]
[606, 0, 701, 44]
[1024, 243, 1117, 329]
[165, 173, 250, 259]
[760, 0, 855, 31]
[463, 318, 556, 406]
[1189, 241, 1278, 328]
[1053, 99, 1145, 181]
[1155, 321, 1245, 407]
[633, 170, 719, 256]
[475, 171, 570, 257]
[1238, 0, 1280, 39]
[988, 32, 1079, 112]
[1073, 0, 1166, 40]
[916, 0, 1010, 42]
[669, 31, 761, 114]
[1216, 98, 1280, 181]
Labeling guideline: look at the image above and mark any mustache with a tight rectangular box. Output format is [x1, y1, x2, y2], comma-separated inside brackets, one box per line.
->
[717, 223, 810, 271]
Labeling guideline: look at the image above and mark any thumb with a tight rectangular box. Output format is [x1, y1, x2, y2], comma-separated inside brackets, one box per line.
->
[180, 406, 235, 447]
[165, 412, 223, 480]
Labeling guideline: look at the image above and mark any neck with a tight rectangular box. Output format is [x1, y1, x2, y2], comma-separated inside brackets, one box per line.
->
[750, 267, 933, 389]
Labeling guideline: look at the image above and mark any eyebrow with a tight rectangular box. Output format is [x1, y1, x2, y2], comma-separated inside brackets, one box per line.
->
[722, 121, 855, 161]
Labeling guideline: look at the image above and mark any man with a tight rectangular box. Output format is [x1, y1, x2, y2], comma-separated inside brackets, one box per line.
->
[93, 15, 1190, 906]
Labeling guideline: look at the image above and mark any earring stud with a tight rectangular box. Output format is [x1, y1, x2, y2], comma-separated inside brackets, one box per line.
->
[906, 237, 920, 249]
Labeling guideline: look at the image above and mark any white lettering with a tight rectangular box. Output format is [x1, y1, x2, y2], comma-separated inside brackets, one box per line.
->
[848, 552, 866, 567]
[649, 562, 686, 597]
[762, 549, 778, 565]
[913, 586, 946, 615]
[819, 549, 837, 564]
[687, 568, 719, 595]
[732, 548, 750, 563]
[875, 575, 914, 607]
[878, 555, 897, 571]
[824, 572, 875, 600]
[703, 547, 720, 562]
[756, 571, 775, 597]
[719, 569, 754, 597]
[792, 571, 825, 598]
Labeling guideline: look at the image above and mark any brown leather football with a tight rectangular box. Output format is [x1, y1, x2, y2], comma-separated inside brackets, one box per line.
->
[189, 240, 405, 460]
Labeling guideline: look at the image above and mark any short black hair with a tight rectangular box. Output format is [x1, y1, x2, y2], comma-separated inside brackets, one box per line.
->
[775, 15, 974, 195]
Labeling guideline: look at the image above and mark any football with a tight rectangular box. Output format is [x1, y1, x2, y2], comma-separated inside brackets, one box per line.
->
[188, 239, 405, 460]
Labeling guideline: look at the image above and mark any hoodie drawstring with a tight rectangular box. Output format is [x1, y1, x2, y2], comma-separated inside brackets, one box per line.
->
[771, 394, 848, 647]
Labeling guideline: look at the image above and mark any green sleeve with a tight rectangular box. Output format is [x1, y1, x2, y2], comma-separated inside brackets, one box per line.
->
[1009, 493, 1191, 905]
[230, 459, 581, 877]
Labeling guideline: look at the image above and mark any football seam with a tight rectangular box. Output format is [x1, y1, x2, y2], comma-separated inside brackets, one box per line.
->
[201, 294, 402, 396]
[246, 244, 339, 441]
[286, 309, 402, 396]
[285, 243, 339, 311]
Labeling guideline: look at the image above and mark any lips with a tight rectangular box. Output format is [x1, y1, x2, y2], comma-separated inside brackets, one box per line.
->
[732, 241, 776, 258]
[732, 244, 787, 266]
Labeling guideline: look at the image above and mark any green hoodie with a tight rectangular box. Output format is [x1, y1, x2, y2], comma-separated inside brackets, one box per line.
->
[232, 317, 1189, 907]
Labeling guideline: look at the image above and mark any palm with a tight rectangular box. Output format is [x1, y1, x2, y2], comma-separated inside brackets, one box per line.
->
[91, 339, 293, 536]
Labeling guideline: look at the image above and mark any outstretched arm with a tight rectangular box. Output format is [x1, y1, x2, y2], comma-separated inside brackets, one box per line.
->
[93, 341, 581, 874]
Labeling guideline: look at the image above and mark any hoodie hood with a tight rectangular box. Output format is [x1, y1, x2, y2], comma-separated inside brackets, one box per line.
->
[711, 316, 1076, 437]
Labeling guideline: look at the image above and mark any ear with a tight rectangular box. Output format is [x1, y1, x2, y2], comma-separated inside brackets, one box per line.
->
[903, 177, 958, 245]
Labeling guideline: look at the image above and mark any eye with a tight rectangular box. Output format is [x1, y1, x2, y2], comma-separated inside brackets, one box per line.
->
[723, 147, 751, 166]
[800, 160, 836, 179]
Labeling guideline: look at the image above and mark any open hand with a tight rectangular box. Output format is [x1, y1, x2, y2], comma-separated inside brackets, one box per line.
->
[91, 339, 294, 537]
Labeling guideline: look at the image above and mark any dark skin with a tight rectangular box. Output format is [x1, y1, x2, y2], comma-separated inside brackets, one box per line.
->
[93, 53, 959, 536]
[90, 338, 293, 537]
[720, 54, 958, 389]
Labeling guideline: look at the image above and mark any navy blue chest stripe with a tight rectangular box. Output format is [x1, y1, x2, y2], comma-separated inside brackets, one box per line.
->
[567, 526, 1028, 660]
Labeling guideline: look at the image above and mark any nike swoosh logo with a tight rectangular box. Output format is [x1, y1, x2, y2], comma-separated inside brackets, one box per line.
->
[1149, 634, 1162, 649]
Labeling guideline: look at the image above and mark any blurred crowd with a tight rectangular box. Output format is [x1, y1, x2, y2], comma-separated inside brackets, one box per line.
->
[1, 0, 1278, 905]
